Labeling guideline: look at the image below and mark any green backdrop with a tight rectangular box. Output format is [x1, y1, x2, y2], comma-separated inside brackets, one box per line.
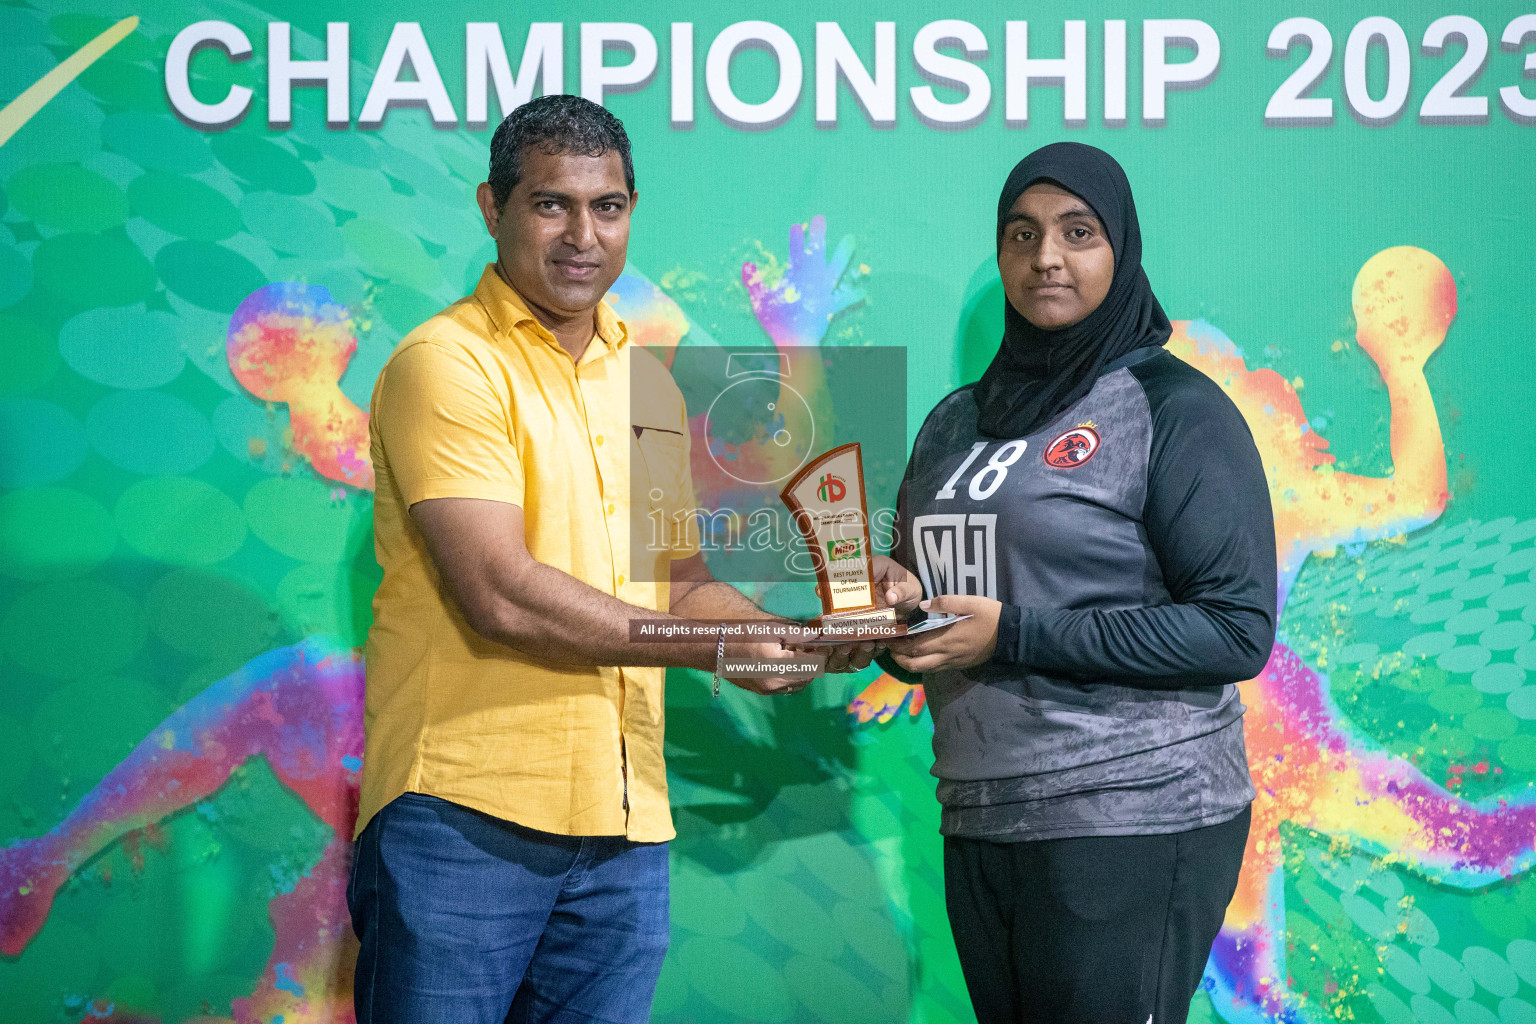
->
[2, 2, 1536, 1022]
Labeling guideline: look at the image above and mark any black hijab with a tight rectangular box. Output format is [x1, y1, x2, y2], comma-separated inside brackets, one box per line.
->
[973, 142, 1171, 438]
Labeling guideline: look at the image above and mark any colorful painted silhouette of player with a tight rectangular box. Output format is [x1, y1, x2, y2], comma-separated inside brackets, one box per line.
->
[0, 640, 363, 1023]
[227, 283, 374, 491]
[218, 220, 858, 502]
[0, 221, 863, 1023]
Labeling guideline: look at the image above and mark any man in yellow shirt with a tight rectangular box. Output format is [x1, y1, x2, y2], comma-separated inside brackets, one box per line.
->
[347, 96, 914, 1024]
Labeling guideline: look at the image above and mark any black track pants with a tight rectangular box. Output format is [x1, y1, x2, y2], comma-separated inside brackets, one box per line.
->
[943, 806, 1250, 1024]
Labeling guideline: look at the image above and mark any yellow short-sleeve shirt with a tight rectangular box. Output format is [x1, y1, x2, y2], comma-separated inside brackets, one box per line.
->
[357, 264, 698, 842]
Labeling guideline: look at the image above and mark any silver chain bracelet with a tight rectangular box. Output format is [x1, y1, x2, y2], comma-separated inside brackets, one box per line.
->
[712, 623, 726, 698]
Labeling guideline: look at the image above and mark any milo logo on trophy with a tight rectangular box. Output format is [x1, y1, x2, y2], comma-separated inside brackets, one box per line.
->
[780, 443, 898, 634]
[826, 537, 861, 561]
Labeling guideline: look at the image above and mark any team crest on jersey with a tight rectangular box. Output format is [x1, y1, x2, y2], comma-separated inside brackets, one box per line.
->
[1043, 426, 1101, 468]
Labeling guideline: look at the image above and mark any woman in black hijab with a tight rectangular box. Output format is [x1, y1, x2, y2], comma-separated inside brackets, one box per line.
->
[882, 143, 1277, 1023]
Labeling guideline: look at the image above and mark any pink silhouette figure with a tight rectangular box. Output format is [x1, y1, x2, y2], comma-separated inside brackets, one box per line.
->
[223, 227, 864, 503]
[0, 640, 363, 1023]
[0, 222, 865, 1022]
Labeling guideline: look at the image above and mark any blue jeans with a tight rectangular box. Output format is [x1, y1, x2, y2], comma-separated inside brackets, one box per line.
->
[346, 792, 670, 1024]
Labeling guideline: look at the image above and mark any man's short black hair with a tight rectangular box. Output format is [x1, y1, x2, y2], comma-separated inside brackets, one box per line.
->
[487, 95, 634, 207]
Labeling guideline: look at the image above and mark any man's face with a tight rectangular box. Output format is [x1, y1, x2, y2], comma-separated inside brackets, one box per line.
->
[476, 146, 636, 318]
[997, 183, 1115, 330]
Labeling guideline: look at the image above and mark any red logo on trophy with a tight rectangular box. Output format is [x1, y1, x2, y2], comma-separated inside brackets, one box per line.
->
[817, 473, 847, 502]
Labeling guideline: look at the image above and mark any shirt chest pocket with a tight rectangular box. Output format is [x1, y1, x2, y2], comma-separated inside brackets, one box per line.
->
[633, 427, 689, 511]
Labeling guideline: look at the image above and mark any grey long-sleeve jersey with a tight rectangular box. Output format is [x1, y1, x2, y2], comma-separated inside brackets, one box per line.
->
[880, 346, 1277, 840]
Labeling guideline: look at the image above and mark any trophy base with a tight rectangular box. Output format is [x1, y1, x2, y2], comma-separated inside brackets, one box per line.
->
[807, 607, 906, 641]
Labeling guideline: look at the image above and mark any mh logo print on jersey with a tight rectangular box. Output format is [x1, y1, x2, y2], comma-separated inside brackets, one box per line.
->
[817, 473, 847, 501]
[1044, 425, 1101, 469]
[912, 514, 998, 599]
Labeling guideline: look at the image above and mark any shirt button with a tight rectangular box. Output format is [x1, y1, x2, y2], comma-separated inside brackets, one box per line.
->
[607, 503, 616, 515]
[596, 435, 605, 446]
[617, 574, 626, 586]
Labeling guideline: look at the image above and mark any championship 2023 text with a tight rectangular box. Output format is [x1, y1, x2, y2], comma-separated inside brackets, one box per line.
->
[164, 15, 1536, 132]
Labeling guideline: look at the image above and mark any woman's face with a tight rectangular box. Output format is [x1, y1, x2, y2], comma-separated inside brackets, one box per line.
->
[998, 183, 1115, 330]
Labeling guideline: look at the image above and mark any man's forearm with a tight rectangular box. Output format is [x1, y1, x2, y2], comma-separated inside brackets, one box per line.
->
[670, 578, 789, 623]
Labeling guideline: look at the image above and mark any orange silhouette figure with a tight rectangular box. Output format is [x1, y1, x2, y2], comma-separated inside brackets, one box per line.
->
[227, 282, 373, 490]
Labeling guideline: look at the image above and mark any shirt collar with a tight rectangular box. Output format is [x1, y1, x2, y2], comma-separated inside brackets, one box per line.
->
[473, 263, 629, 353]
